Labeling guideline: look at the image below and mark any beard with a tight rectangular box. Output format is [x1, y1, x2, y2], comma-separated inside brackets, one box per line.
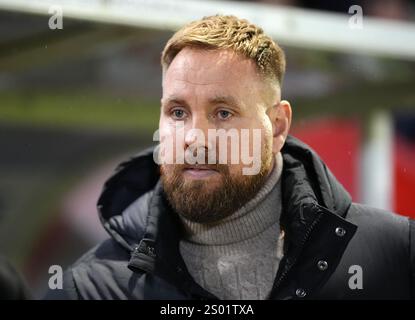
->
[160, 141, 274, 224]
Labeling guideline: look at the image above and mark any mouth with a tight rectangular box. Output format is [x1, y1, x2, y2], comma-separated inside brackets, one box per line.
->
[182, 165, 219, 179]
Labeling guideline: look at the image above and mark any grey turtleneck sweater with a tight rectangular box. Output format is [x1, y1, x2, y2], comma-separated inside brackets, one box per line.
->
[178, 153, 284, 300]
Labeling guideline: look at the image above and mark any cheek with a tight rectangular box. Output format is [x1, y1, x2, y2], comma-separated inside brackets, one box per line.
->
[159, 121, 185, 147]
[259, 116, 274, 150]
[246, 119, 274, 156]
[158, 122, 186, 165]
[260, 115, 274, 137]
[263, 127, 274, 151]
[226, 163, 243, 178]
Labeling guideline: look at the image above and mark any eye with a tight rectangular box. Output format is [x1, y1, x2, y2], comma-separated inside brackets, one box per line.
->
[171, 108, 187, 120]
[217, 110, 232, 120]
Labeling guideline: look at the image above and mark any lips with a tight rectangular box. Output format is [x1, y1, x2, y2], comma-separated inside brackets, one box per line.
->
[182, 165, 219, 179]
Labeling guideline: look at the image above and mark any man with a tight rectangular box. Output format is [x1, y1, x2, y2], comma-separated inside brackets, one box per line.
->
[48, 15, 414, 300]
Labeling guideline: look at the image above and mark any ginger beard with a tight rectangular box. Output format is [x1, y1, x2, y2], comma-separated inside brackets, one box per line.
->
[160, 135, 274, 224]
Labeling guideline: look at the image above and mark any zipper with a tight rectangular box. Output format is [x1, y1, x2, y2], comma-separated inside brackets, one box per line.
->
[270, 203, 324, 298]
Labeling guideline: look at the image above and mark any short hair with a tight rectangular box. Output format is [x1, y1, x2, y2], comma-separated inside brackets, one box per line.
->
[161, 15, 286, 86]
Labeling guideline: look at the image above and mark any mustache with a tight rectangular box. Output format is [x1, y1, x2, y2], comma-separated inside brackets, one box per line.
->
[160, 146, 232, 174]
[181, 147, 225, 168]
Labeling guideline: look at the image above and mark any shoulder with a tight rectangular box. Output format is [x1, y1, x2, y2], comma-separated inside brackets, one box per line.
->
[345, 203, 411, 260]
[45, 238, 134, 300]
[72, 238, 131, 273]
[347, 203, 410, 237]
[346, 203, 415, 288]
[318, 203, 415, 298]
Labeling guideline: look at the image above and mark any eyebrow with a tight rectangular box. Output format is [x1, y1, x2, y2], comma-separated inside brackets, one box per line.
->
[161, 95, 240, 108]
[208, 95, 239, 109]
[161, 96, 185, 107]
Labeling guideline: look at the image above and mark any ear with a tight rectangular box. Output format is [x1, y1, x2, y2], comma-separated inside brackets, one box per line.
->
[270, 100, 292, 154]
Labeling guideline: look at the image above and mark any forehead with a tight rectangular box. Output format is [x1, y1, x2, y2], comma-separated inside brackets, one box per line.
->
[162, 47, 265, 100]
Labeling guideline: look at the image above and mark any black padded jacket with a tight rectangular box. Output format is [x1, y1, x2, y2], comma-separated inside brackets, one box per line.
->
[46, 135, 415, 300]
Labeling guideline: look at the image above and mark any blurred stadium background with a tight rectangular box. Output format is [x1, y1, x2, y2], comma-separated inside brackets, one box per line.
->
[0, 0, 414, 298]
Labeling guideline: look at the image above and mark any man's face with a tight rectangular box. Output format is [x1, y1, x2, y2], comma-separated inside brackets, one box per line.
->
[159, 47, 290, 223]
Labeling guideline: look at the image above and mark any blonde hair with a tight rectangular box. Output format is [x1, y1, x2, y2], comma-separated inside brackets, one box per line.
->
[161, 15, 286, 86]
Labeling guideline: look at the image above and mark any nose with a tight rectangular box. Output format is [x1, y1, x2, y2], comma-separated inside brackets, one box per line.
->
[183, 114, 218, 165]
[184, 114, 212, 149]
